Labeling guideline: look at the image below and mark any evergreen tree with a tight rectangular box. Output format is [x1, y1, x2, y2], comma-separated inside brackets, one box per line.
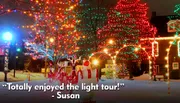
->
[97, 0, 156, 61]
[76, 2, 108, 58]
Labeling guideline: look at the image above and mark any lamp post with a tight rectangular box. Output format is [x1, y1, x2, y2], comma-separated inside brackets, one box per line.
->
[2, 32, 13, 82]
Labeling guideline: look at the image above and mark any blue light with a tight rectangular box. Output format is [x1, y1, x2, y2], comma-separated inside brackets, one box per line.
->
[3, 32, 12, 41]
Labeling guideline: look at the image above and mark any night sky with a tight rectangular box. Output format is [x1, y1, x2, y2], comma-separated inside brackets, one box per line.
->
[0, 0, 179, 41]
[143, 0, 180, 16]
[0, 0, 179, 15]
[86, 0, 180, 16]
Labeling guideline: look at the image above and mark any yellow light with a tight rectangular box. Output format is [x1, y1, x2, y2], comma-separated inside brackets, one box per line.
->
[165, 65, 169, 68]
[152, 41, 159, 57]
[70, 6, 74, 9]
[166, 49, 170, 52]
[113, 60, 115, 64]
[123, 44, 126, 47]
[109, 39, 113, 44]
[104, 48, 108, 53]
[174, 35, 178, 37]
[165, 57, 168, 60]
[116, 51, 119, 54]
[142, 48, 145, 50]
[140, 37, 180, 40]
[135, 48, 138, 52]
[93, 59, 99, 65]
[49, 38, 54, 43]
[169, 41, 173, 44]
[178, 41, 180, 56]
[166, 73, 169, 77]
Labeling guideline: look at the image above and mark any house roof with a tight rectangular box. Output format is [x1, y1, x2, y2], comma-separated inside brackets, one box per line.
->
[150, 15, 180, 37]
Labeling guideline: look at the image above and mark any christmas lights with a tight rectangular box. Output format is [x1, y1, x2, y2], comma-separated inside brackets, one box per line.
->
[23, 0, 81, 61]
[168, 4, 180, 32]
[178, 40, 180, 56]
[117, 44, 152, 79]
[152, 41, 159, 57]
[97, 0, 156, 61]
[76, 4, 107, 57]
[165, 5, 180, 94]
[141, 37, 180, 40]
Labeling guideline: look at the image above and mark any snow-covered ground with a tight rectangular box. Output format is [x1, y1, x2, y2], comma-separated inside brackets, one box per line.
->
[0, 70, 46, 82]
[0, 78, 180, 103]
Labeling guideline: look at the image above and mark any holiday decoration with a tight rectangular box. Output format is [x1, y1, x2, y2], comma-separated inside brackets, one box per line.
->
[84, 60, 90, 66]
[97, 0, 156, 62]
[168, 4, 180, 32]
[164, 4, 180, 94]
[23, 0, 82, 62]
[48, 66, 98, 85]
[75, 3, 108, 57]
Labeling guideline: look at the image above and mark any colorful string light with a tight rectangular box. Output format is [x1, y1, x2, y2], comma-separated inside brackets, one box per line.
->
[97, 0, 156, 61]
[76, 4, 108, 57]
[23, 0, 82, 61]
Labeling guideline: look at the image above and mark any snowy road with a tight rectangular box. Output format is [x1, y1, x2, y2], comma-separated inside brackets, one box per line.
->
[0, 79, 180, 103]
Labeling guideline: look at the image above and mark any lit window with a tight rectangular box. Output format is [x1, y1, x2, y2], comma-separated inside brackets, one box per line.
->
[152, 41, 159, 57]
[172, 62, 179, 70]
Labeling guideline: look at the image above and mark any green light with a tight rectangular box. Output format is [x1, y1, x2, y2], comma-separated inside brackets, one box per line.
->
[17, 48, 21, 52]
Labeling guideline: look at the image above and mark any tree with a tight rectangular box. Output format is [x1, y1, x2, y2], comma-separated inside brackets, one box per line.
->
[97, 0, 156, 61]
[0, 0, 31, 16]
[24, 0, 81, 63]
[75, 0, 108, 58]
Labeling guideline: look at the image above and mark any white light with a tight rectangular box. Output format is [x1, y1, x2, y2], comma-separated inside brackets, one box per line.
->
[135, 48, 138, 52]
[152, 41, 159, 57]
[165, 57, 168, 60]
[49, 38, 54, 43]
[109, 39, 113, 44]
[169, 41, 173, 44]
[166, 73, 169, 77]
[93, 59, 99, 65]
[3, 32, 12, 41]
[104, 48, 108, 53]
[116, 51, 119, 54]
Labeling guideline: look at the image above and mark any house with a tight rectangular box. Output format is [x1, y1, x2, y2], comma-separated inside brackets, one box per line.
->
[141, 12, 180, 79]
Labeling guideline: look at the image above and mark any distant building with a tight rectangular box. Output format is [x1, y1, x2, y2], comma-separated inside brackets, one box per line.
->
[141, 12, 180, 79]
